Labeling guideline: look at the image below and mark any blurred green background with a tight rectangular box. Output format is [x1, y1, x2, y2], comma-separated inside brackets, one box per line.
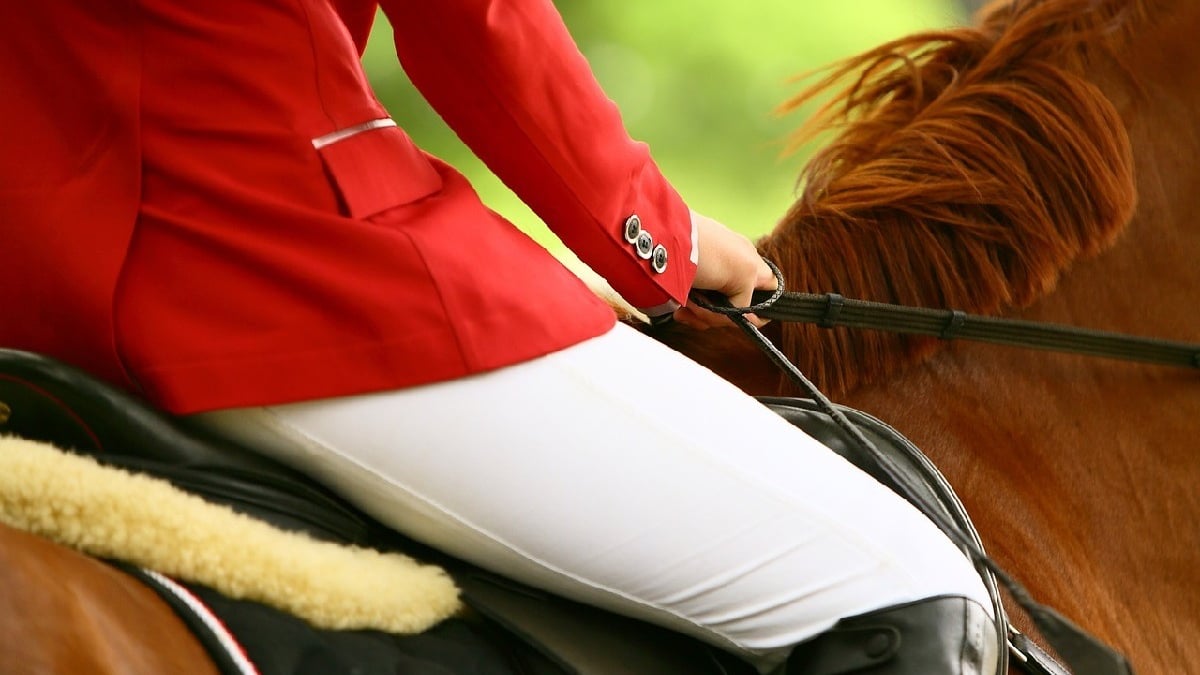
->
[363, 2, 970, 256]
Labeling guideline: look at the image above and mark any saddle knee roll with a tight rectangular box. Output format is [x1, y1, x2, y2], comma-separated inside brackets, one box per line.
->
[780, 595, 1000, 675]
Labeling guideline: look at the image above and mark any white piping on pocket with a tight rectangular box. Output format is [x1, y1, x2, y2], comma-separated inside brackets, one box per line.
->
[311, 118, 398, 149]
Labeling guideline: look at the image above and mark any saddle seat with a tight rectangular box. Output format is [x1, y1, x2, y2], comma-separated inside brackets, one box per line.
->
[0, 348, 992, 675]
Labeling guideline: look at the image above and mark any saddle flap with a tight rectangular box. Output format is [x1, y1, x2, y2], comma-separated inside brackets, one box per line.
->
[757, 396, 964, 532]
[456, 571, 748, 675]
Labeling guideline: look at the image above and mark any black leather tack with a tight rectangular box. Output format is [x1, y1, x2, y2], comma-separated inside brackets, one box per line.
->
[783, 597, 996, 675]
[820, 293, 845, 328]
[941, 309, 967, 340]
[865, 631, 895, 658]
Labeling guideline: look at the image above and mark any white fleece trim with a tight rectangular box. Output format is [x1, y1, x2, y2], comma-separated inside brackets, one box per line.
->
[0, 436, 460, 634]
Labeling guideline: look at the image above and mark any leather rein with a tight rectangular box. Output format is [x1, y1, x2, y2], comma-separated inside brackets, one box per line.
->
[749, 287, 1200, 370]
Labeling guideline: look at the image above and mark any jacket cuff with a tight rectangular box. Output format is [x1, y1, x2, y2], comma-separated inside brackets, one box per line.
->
[601, 158, 698, 309]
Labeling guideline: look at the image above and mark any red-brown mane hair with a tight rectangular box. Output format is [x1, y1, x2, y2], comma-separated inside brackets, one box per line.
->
[757, 0, 1152, 397]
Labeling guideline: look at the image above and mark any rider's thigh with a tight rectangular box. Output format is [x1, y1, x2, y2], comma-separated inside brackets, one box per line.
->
[190, 322, 989, 670]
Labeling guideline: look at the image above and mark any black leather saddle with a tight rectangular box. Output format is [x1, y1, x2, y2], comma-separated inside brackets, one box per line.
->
[0, 348, 991, 675]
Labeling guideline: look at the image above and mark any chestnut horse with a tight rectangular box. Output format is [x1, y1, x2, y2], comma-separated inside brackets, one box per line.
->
[660, 0, 1200, 673]
[2, 1, 1197, 673]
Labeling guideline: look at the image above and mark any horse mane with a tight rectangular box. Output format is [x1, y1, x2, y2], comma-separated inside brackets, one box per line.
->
[757, 0, 1151, 397]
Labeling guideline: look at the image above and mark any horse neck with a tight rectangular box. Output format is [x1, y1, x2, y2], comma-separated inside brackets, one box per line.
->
[848, 19, 1200, 664]
[761, 1, 1200, 399]
[1023, 6, 1200, 349]
[655, 2, 1200, 401]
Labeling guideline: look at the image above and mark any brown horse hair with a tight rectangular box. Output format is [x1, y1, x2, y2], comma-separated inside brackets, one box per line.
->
[754, 0, 1154, 398]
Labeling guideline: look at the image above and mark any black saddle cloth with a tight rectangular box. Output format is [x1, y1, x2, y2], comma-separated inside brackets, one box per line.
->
[0, 349, 968, 675]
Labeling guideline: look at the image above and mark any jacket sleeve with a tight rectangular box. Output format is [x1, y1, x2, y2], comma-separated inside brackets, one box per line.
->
[376, 0, 697, 314]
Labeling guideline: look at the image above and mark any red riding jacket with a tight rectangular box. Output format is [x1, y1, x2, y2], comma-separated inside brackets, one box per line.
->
[0, 0, 697, 413]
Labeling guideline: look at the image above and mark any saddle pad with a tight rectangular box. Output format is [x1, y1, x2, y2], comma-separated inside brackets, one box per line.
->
[0, 436, 460, 635]
[122, 564, 530, 675]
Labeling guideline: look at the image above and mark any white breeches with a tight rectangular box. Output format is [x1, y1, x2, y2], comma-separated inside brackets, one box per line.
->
[190, 322, 989, 670]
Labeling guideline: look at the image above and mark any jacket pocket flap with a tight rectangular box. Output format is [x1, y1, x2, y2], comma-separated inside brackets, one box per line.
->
[316, 123, 443, 219]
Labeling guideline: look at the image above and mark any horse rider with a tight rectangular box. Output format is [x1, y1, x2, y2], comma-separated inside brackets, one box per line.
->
[0, 1, 998, 672]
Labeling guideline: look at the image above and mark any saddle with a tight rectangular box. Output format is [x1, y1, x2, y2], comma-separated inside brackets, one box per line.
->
[0, 348, 1007, 675]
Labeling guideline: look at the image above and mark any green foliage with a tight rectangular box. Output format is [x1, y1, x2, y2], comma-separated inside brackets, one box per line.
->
[363, 2, 966, 252]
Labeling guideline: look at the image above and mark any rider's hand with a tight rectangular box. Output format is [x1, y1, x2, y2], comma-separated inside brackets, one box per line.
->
[672, 211, 777, 330]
